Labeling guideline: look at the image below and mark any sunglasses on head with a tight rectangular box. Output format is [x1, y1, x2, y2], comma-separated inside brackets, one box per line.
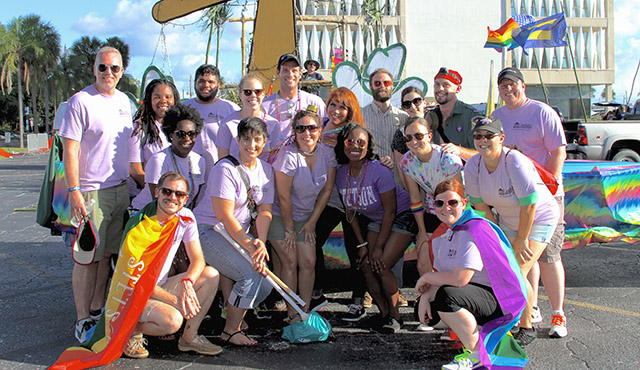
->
[434, 199, 461, 208]
[294, 125, 320, 134]
[160, 187, 188, 200]
[174, 130, 198, 139]
[404, 132, 428, 142]
[401, 97, 423, 110]
[97, 64, 122, 74]
[242, 89, 264, 97]
[473, 133, 497, 140]
[344, 138, 367, 148]
[372, 80, 393, 88]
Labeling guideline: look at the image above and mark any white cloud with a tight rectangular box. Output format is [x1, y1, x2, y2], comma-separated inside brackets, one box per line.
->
[614, 0, 640, 37]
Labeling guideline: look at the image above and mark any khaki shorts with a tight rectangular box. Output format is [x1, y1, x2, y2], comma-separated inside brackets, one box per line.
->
[267, 214, 307, 242]
[84, 181, 129, 261]
[138, 272, 187, 323]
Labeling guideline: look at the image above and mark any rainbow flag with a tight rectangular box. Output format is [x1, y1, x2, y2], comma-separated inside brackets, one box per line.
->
[51, 201, 184, 369]
[484, 15, 536, 51]
[452, 210, 529, 369]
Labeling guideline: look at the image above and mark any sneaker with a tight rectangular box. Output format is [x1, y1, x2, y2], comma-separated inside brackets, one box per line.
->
[379, 317, 402, 334]
[398, 293, 409, 307]
[513, 327, 536, 347]
[89, 308, 102, 322]
[123, 333, 149, 359]
[75, 318, 96, 343]
[416, 323, 434, 332]
[363, 292, 373, 308]
[441, 349, 482, 370]
[254, 303, 272, 320]
[549, 313, 568, 338]
[342, 304, 366, 322]
[274, 299, 287, 311]
[178, 335, 223, 356]
[310, 295, 328, 311]
[531, 306, 543, 324]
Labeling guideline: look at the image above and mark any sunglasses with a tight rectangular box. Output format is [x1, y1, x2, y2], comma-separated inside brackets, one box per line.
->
[160, 187, 188, 200]
[344, 138, 367, 148]
[294, 125, 320, 134]
[174, 130, 198, 139]
[401, 97, 423, 110]
[372, 80, 393, 88]
[242, 89, 264, 97]
[434, 199, 461, 208]
[473, 133, 498, 140]
[404, 132, 427, 142]
[97, 64, 122, 74]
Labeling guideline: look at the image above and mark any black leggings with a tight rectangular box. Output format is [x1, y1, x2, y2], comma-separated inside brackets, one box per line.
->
[313, 205, 366, 299]
[430, 283, 503, 326]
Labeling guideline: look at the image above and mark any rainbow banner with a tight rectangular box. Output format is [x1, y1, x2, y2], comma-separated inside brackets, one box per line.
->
[484, 15, 535, 51]
[454, 210, 529, 369]
[51, 201, 183, 369]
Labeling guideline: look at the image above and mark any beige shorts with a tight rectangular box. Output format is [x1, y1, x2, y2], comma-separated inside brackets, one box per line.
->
[138, 272, 187, 323]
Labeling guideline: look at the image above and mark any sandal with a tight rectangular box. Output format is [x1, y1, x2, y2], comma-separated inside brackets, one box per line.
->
[221, 330, 256, 347]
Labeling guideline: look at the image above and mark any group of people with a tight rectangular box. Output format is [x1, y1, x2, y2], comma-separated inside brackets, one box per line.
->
[57, 45, 568, 370]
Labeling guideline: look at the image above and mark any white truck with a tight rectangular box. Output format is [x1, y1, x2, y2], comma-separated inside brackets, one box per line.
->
[567, 118, 640, 162]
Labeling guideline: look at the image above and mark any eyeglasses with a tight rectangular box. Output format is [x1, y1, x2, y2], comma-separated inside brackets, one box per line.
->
[160, 187, 188, 200]
[473, 133, 498, 140]
[344, 138, 367, 148]
[372, 80, 393, 88]
[174, 130, 198, 139]
[294, 125, 320, 134]
[242, 89, 264, 97]
[434, 199, 461, 208]
[404, 132, 427, 142]
[97, 64, 122, 74]
[401, 97, 423, 110]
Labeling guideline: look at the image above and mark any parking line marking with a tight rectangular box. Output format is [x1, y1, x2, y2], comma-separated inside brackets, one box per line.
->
[540, 295, 640, 318]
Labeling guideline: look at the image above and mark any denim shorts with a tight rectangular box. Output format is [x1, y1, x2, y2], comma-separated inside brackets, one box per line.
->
[365, 210, 418, 236]
[499, 222, 557, 244]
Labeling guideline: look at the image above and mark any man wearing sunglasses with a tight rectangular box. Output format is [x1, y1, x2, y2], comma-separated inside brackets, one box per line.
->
[184, 64, 240, 165]
[262, 53, 326, 136]
[431, 67, 479, 161]
[492, 67, 568, 340]
[59, 46, 134, 342]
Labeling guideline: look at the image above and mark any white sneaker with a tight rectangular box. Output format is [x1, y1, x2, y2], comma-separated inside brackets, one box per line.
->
[549, 313, 568, 338]
[416, 323, 434, 332]
[75, 318, 96, 343]
[441, 349, 482, 370]
[531, 306, 543, 323]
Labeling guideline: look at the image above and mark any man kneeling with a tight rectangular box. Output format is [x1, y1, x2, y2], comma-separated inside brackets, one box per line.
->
[124, 171, 222, 358]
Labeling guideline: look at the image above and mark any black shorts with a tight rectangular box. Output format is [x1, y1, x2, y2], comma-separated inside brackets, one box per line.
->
[430, 282, 504, 326]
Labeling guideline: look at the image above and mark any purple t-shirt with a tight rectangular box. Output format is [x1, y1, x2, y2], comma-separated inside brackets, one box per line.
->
[131, 148, 205, 210]
[215, 110, 282, 159]
[492, 99, 567, 170]
[193, 158, 275, 229]
[156, 207, 198, 286]
[335, 160, 411, 224]
[272, 143, 337, 221]
[127, 120, 170, 196]
[262, 90, 326, 138]
[59, 85, 133, 191]
[183, 98, 240, 163]
[432, 229, 491, 287]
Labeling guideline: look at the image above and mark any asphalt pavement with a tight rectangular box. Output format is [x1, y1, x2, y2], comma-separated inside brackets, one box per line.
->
[0, 152, 639, 369]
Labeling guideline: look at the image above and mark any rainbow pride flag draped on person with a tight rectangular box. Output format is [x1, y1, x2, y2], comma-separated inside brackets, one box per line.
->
[51, 200, 184, 370]
[452, 210, 529, 369]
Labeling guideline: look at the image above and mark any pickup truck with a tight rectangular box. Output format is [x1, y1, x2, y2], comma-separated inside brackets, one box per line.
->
[566, 119, 640, 162]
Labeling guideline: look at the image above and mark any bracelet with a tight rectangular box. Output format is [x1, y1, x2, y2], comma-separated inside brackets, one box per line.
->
[410, 201, 424, 214]
[356, 241, 368, 249]
[285, 229, 295, 235]
[67, 186, 81, 193]
[181, 277, 194, 285]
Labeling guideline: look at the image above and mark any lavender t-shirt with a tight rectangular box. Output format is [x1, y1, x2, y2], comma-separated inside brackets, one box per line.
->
[215, 111, 282, 159]
[432, 229, 491, 288]
[131, 148, 205, 210]
[335, 160, 411, 224]
[272, 143, 337, 221]
[262, 90, 326, 137]
[59, 85, 133, 191]
[127, 120, 170, 196]
[193, 158, 275, 229]
[156, 207, 198, 286]
[464, 148, 559, 231]
[183, 98, 240, 163]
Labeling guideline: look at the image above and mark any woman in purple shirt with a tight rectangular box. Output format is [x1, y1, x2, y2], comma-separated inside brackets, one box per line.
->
[268, 108, 337, 321]
[334, 123, 417, 333]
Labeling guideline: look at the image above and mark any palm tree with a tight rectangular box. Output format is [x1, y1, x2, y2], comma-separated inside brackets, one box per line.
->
[199, 4, 233, 66]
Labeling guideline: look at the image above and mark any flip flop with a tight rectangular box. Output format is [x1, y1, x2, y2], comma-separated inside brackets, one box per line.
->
[221, 330, 256, 347]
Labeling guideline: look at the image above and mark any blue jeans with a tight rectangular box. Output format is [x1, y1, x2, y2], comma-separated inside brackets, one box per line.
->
[198, 224, 272, 309]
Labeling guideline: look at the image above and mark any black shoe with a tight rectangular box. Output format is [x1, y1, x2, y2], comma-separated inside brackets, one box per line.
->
[253, 303, 272, 320]
[342, 304, 366, 322]
[513, 327, 536, 347]
[310, 295, 328, 312]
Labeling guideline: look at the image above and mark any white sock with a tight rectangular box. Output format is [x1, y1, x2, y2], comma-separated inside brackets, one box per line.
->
[552, 310, 564, 316]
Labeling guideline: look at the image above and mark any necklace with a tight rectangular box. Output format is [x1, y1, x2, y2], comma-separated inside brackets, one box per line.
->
[296, 142, 318, 157]
[275, 91, 301, 123]
[344, 160, 368, 223]
[169, 148, 196, 201]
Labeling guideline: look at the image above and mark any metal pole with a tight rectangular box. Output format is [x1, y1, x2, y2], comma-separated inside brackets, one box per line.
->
[626, 58, 640, 107]
[532, 51, 550, 106]
[567, 36, 589, 122]
[241, 13, 246, 76]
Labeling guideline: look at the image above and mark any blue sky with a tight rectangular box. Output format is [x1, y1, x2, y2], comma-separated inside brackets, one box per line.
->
[3, 0, 640, 104]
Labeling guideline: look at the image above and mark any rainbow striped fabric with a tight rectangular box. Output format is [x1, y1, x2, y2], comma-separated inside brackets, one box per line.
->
[484, 15, 535, 51]
[51, 201, 182, 369]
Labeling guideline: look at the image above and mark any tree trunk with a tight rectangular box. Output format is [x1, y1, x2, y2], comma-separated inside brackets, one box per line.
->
[45, 76, 50, 134]
[17, 62, 25, 148]
[29, 67, 39, 132]
[216, 27, 221, 67]
[205, 22, 214, 65]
